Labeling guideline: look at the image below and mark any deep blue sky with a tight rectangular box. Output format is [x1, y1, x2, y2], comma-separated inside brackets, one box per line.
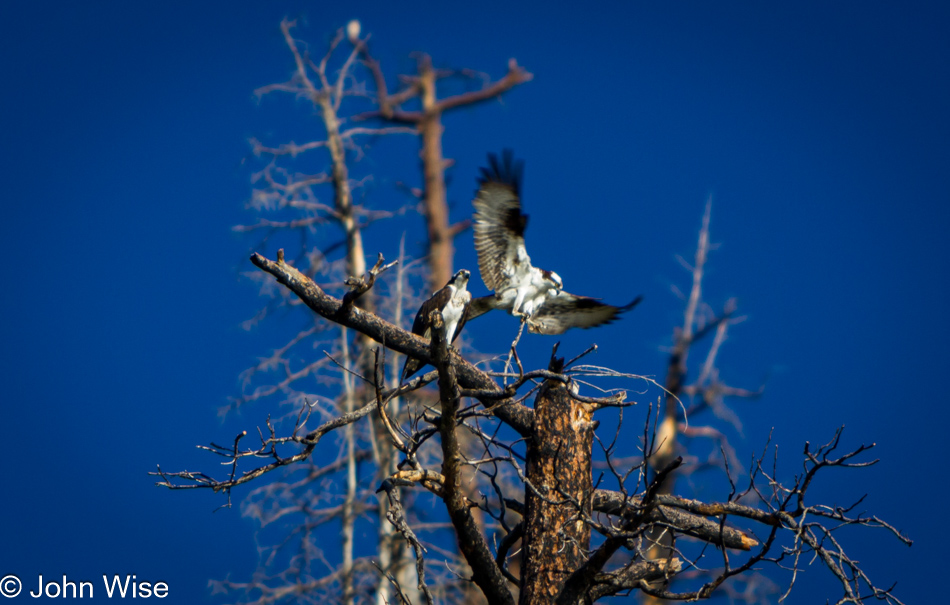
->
[1, 1, 947, 603]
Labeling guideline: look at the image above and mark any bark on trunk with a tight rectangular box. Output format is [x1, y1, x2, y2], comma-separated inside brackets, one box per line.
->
[520, 366, 594, 605]
[418, 59, 453, 292]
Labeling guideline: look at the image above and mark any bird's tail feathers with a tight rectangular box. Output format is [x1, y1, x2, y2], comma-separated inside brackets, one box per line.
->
[402, 357, 423, 382]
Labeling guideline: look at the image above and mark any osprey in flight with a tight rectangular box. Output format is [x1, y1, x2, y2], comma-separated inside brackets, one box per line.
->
[469, 151, 642, 335]
[402, 269, 473, 378]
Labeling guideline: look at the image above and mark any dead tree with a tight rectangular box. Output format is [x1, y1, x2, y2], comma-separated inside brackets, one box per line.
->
[221, 19, 530, 605]
[157, 244, 910, 603]
[155, 19, 910, 605]
[642, 199, 766, 603]
[357, 44, 531, 291]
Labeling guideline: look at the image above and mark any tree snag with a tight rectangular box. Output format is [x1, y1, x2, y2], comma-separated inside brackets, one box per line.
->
[520, 355, 594, 605]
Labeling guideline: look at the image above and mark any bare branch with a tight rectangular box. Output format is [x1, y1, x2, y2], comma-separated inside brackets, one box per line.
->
[436, 59, 533, 112]
[250, 250, 534, 436]
[376, 480, 435, 605]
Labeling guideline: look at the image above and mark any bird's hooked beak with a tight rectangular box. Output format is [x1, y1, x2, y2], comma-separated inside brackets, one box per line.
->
[455, 269, 471, 286]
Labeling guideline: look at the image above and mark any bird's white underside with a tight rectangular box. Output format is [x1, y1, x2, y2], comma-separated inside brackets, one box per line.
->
[441, 285, 471, 343]
[496, 266, 556, 317]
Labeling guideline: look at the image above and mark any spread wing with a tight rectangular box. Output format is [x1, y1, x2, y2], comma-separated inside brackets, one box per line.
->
[473, 150, 530, 292]
[527, 293, 643, 335]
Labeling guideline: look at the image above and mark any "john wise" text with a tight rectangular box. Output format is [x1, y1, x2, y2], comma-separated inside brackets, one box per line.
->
[29, 575, 168, 598]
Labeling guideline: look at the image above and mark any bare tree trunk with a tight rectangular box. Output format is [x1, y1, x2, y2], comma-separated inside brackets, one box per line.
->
[642, 200, 712, 604]
[520, 361, 594, 605]
[322, 90, 366, 605]
[430, 314, 516, 605]
[403, 53, 531, 292]
[318, 56, 367, 605]
[318, 96, 367, 284]
[418, 57, 453, 292]
[340, 328, 358, 605]
[377, 238, 421, 605]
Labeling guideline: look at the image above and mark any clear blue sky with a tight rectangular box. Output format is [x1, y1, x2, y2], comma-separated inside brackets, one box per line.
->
[1, 1, 947, 602]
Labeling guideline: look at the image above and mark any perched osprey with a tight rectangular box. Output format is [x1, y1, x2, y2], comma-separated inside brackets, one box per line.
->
[469, 151, 642, 335]
[402, 269, 472, 378]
